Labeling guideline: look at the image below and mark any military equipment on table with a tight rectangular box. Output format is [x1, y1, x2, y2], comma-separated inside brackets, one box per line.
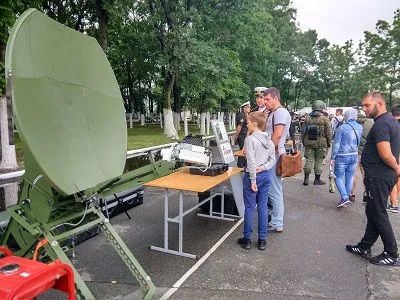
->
[1, 9, 175, 299]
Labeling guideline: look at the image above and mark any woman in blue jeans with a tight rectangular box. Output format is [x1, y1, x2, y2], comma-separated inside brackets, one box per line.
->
[331, 108, 363, 208]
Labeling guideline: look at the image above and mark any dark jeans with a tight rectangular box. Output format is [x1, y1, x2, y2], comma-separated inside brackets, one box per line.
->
[243, 170, 271, 240]
[358, 174, 398, 256]
[237, 133, 246, 168]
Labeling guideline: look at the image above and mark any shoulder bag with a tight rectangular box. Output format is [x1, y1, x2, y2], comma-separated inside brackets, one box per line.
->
[273, 108, 303, 177]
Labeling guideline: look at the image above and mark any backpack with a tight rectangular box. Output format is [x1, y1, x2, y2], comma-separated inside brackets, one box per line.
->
[304, 113, 323, 141]
[306, 124, 320, 140]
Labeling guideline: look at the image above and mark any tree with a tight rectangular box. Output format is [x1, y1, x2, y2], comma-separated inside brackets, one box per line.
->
[195, 0, 276, 101]
[107, 1, 160, 126]
[361, 9, 400, 107]
[146, 0, 195, 138]
[180, 39, 246, 134]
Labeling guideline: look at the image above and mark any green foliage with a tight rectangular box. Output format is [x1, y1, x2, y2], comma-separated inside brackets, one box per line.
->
[107, 0, 160, 113]
[179, 39, 247, 112]
[1, 1, 400, 110]
[360, 9, 400, 106]
[0, 0, 19, 94]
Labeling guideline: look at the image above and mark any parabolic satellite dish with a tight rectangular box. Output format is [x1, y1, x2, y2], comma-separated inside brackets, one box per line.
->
[6, 9, 127, 195]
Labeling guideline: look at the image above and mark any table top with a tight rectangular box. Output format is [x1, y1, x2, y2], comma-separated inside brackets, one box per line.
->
[144, 167, 242, 192]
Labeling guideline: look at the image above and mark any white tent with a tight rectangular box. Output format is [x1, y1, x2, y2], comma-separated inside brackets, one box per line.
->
[295, 106, 353, 116]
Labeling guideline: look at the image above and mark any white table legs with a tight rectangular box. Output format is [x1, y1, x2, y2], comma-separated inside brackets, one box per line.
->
[150, 185, 240, 259]
[150, 190, 197, 259]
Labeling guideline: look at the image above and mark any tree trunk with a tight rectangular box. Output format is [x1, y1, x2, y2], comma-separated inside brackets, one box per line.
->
[173, 112, 180, 131]
[183, 111, 188, 137]
[163, 108, 178, 139]
[160, 112, 163, 129]
[149, 93, 154, 114]
[0, 96, 17, 170]
[129, 113, 133, 128]
[2, 183, 18, 208]
[196, 112, 200, 128]
[200, 112, 206, 136]
[220, 112, 225, 124]
[95, 0, 108, 53]
[173, 76, 181, 132]
[163, 71, 178, 138]
[232, 112, 236, 129]
[190, 109, 194, 122]
[140, 113, 145, 126]
[173, 112, 177, 129]
[206, 112, 210, 135]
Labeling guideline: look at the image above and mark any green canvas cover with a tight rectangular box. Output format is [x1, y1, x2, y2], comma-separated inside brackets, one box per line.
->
[5, 9, 127, 195]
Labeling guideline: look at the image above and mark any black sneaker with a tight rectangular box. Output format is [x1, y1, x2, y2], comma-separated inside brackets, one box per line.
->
[258, 239, 266, 250]
[369, 252, 400, 267]
[346, 245, 371, 258]
[237, 237, 251, 250]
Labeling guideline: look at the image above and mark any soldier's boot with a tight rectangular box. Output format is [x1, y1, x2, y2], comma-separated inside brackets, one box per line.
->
[313, 174, 326, 185]
[303, 173, 310, 186]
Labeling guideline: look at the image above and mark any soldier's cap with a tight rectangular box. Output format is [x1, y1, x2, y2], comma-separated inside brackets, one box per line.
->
[254, 86, 268, 96]
[241, 101, 251, 108]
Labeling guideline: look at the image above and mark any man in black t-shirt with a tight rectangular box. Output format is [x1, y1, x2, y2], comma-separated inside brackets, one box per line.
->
[346, 92, 400, 266]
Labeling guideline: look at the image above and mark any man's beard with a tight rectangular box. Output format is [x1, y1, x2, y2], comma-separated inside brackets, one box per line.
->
[368, 103, 379, 118]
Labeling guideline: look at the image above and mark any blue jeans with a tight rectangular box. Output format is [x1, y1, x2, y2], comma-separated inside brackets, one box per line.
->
[243, 170, 271, 240]
[269, 162, 284, 228]
[334, 155, 358, 200]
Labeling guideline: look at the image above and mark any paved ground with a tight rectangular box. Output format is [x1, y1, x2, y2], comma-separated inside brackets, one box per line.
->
[2, 149, 400, 300]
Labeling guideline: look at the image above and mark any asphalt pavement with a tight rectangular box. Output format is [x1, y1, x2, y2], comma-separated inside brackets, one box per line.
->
[9, 147, 400, 300]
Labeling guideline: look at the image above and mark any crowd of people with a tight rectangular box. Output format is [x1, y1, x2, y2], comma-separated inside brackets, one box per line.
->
[233, 88, 400, 267]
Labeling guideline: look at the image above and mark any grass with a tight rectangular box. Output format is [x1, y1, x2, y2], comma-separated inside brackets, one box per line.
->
[127, 124, 201, 149]
[13, 124, 204, 167]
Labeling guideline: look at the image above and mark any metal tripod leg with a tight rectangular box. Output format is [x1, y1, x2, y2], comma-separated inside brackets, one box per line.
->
[42, 237, 95, 300]
[95, 210, 155, 299]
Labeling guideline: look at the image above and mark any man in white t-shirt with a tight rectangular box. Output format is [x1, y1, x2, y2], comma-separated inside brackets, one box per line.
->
[331, 108, 344, 137]
[264, 87, 291, 232]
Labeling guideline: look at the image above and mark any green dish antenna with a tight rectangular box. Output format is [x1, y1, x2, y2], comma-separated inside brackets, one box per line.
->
[6, 9, 127, 195]
[0, 9, 175, 299]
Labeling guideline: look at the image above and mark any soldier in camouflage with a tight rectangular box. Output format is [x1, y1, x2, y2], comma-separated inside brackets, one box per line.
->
[301, 100, 332, 185]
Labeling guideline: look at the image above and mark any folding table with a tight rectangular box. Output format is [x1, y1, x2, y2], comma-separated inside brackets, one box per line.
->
[144, 167, 242, 259]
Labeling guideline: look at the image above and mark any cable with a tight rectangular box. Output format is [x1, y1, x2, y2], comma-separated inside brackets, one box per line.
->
[187, 151, 213, 173]
[50, 202, 89, 232]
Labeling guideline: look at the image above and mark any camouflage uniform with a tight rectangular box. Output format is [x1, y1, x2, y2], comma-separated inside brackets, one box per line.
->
[301, 101, 332, 185]
[356, 114, 374, 156]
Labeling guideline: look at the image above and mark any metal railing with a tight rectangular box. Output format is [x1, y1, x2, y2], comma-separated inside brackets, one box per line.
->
[1, 131, 236, 180]
[126, 143, 178, 159]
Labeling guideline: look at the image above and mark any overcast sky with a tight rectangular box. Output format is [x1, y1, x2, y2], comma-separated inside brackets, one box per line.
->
[291, 0, 399, 46]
